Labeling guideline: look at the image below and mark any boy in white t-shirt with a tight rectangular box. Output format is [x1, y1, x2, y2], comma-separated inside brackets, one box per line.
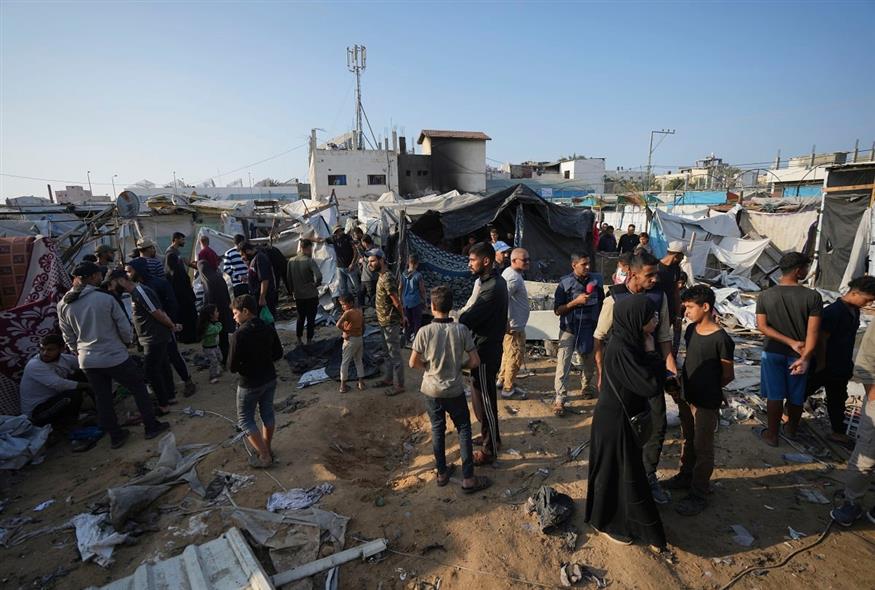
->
[410, 286, 491, 494]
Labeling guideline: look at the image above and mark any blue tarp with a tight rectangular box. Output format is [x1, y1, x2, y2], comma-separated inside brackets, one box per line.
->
[781, 185, 822, 198]
[668, 191, 728, 206]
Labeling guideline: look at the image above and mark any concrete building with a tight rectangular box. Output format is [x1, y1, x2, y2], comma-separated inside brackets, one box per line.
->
[53, 185, 110, 204]
[654, 154, 732, 190]
[307, 130, 398, 209]
[500, 156, 606, 193]
[417, 130, 490, 194]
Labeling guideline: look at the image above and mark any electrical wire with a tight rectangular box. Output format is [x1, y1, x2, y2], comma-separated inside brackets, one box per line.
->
[719, 520, 834, 590]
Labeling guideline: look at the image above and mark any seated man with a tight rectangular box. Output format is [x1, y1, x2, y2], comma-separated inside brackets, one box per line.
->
[20, 334, 89, 430]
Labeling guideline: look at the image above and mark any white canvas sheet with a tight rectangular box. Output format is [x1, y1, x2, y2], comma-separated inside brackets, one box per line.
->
[839, 208, 871, 293]
[746, 210, 818, 253]
[708, 236, 772, 278]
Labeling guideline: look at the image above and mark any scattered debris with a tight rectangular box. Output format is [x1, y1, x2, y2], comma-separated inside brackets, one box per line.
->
[507, 448, 523, 457]
[506, 406, 520, 415]
[297, 367, 330, 389]
[181, 406, 205, 418]
[567, 441, 590, 461]
[272, 538, 388, 587]
[560, 562, 606, 588]
[33, 499, 55, 512]
[525, 486, 575, 532]
[71, 512, 130, 567]
[0, 415, 51, 469]
[35, 565, 70, 587]
[730, 524, 755, 547]
[561, 527, 579, 551]
[204, 471, 255, 500]
[375, 496, 386, 507]
[783, 453, 815, 464]
[787, 527, 807, 540]
[797, 488, 830, 505]
[267, 483, 335, 512]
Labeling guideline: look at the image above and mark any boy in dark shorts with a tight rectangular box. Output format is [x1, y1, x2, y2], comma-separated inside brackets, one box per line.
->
[409, 286, 491, 493]
[664, 285, 735, 515]
[755, 252, 822, 446]
[809, 276, 875, 444]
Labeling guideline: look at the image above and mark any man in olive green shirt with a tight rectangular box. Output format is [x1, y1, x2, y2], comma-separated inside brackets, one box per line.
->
[369, 248, 405, 394]
[287, 239, 323, 345]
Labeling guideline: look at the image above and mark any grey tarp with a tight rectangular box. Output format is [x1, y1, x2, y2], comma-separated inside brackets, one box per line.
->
[817, 192, 870, 290]
[410, 184, 595, 280]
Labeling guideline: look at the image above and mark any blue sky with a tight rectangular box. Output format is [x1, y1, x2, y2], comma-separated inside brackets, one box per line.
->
[2, 1, 874, 197]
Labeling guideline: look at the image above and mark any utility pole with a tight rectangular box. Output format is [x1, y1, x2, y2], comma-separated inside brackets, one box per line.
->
[347, 44, 367, 151]
[173, 171, 177, 195]
[111, 174, 118, 198]
[646, 129, 675, 193]
[87, 170, 93, 195]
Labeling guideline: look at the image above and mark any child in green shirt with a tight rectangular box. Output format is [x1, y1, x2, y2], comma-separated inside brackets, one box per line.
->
[198, 304, 223, 383]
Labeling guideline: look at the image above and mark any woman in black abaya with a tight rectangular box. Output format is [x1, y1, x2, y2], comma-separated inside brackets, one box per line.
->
[585, 294, 666, 548]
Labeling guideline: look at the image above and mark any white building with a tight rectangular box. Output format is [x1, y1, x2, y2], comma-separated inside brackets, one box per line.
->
[307, 130, 398, 209]
[53, 185, 110, 204]
[502, 156, 605, 193]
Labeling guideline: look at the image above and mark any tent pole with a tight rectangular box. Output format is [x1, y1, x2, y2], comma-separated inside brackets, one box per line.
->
[808, 173, 830, 287]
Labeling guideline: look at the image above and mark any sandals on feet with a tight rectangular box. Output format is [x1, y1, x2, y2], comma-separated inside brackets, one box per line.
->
[357, 382, 367, 391]
[248, 455, 272, 469]
[339, 384, 349, 393]
[437, 464, 456, 487]
[461, 475, 492, 494]
[553, 403, 566, 417]
[752, 426, 778, 447]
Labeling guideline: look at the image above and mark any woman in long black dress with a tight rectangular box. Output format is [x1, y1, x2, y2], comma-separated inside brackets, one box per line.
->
[197, 259, 234, 364]
[585, 294, 667, 548]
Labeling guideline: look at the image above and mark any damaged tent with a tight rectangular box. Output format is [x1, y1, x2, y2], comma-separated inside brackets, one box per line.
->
[814, 162, 875, 292]
[0, 236, 71, 386]
[649, 206, 771, 289]
[407, 184, 595, 281]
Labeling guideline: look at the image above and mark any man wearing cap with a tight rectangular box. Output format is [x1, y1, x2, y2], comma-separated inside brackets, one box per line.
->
[369, 248, 405, 395]
[136, 238, 166, 280]
[659, 241, 686, 354]
[58, 262, 170, 449]
[95, 244, 118, 277]
[493, 241, 511, 272]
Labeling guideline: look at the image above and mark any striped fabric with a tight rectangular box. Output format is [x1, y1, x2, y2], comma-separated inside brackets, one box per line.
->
[144, 255, 165, 279]
[222, 247, 248, 285]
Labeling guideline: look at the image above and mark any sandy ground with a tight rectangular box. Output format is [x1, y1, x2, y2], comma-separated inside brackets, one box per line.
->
[1, 323, 874, 590]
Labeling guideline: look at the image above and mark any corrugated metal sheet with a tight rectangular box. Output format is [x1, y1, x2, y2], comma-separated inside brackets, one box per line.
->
[99, 527, 274, 590]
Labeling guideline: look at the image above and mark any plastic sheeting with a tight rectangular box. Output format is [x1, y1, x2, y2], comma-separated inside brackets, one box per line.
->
[838, 207, 872, 293]
[708, 237, 772, 279]
[746, 210, 819, 253]
[817, 192, 870, 291]
[0, 415, 51, 470]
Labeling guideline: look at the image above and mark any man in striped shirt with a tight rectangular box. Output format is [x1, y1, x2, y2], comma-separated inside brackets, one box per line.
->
[136, 238, 166, 279]
[223, 234, 250, 297]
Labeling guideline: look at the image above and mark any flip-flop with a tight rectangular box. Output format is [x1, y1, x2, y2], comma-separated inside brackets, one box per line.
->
[339, 385, 349, 393]
[437, 464, 456, 487]
[248, 455, 272, 469]
[473, 450, 495, 466]
[553, 404, 566, 417]
[752, 426, 778, 447]
[461, 475, 492, 494]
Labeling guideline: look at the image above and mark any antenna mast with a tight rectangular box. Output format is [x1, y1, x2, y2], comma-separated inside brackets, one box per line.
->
[347, 44, 367, 150]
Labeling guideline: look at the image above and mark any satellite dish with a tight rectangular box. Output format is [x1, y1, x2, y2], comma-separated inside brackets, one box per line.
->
[116, 191, 140, 218]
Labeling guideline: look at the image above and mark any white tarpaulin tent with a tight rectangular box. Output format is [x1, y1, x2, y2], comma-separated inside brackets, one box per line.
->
[651, 206, 770, 280]
[745, 210, 818, 253]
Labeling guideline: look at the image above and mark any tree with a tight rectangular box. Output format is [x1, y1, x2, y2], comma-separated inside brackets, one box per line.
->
[666, 177, 685, 191]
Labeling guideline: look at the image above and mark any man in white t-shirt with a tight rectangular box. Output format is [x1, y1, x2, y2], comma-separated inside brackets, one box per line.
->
[498, 248, 530, 398]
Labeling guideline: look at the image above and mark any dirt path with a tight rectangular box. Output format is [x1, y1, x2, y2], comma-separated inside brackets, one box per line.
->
[1, 330, 873, 589]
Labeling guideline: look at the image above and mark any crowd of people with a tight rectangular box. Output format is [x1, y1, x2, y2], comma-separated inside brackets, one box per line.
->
[16, 223, 875, 548]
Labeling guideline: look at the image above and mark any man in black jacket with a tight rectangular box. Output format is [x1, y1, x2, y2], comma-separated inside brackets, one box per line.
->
[228, 294, 284, 468]
[460, 242, 508, 465]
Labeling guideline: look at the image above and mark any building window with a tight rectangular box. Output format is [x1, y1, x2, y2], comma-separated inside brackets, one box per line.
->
[416, 170, 429, 177]
[564, 170, 571, 179]
[367, 174, 387, 185]
[328, 175, 347, 186]
[405, 170, 411, 177]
